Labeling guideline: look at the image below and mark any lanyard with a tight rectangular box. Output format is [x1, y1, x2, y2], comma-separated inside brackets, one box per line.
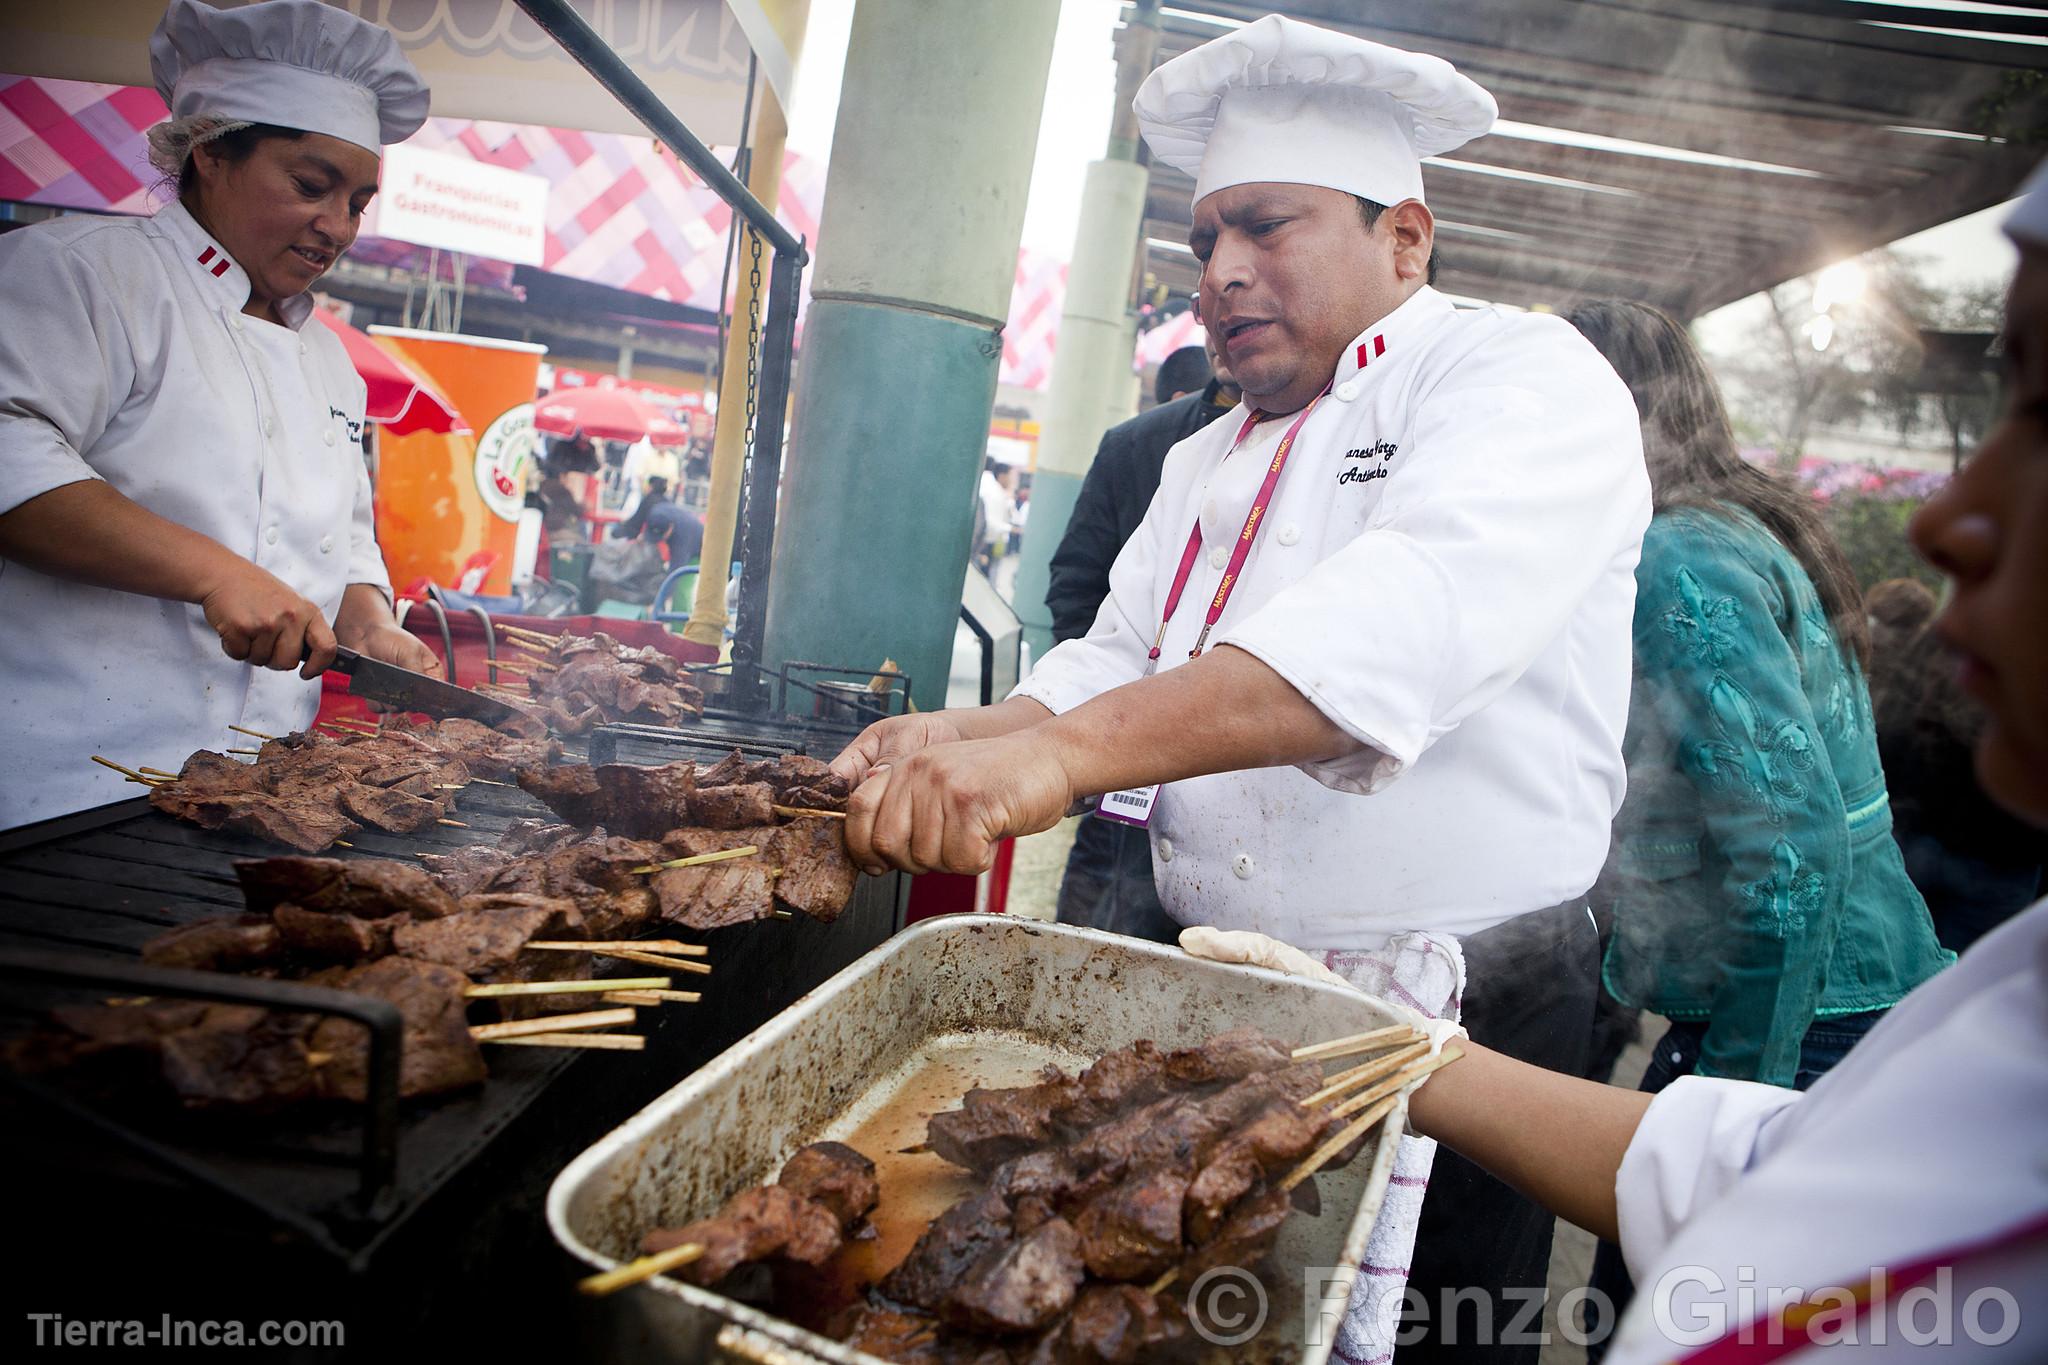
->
[1145, 385, 1329, 674]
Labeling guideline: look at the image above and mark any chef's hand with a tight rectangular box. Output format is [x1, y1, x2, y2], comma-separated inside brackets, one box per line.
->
[1179, 927, 1466, 1054]
[347, 622, 440, 676]
[843, 732, 1073, 875]
[829, 712, 967, 786]
[199, 561, 337, 674]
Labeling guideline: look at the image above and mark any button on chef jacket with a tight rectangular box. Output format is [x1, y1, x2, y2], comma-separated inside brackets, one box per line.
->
[0, 202, 392, 829]
[1603, 897, 2048, 1362]
[1014, 286, 1651, 946]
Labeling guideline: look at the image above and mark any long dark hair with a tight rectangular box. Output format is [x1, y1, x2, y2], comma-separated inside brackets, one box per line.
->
[1565, 299, 1870, 667]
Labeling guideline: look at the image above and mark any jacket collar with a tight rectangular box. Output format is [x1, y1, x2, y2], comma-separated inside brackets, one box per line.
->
[153, 200, 315, 331]
[1330, 285, 1455, 392]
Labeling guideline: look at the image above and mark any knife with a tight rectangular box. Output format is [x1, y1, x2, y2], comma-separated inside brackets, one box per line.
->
[327, 646, 527, 726]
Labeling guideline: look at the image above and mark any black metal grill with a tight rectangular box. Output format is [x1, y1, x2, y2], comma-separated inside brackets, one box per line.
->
[0, 720, 902, 1353]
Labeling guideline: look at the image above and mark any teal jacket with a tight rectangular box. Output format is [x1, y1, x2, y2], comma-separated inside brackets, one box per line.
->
[1604, 505, 1953, 1085]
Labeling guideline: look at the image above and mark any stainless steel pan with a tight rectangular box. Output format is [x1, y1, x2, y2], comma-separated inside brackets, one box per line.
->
[548, 914, 1409, 1364]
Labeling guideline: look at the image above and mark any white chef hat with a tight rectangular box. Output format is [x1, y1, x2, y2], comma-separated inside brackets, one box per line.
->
[2007, 159, 2048, 251]
[1135, 14, 1496, 209]
[150, 0, 429, 155]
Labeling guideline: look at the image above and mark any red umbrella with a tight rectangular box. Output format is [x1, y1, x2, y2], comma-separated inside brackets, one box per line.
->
[313, 309, 469, 436]
[534, 385, 689, 445]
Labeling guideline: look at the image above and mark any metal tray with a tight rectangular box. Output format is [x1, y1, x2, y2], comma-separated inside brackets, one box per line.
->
[548, 914, 1408, 1364]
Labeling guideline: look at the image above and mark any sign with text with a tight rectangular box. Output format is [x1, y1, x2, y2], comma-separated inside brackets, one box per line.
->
[372, 144, 547, 266]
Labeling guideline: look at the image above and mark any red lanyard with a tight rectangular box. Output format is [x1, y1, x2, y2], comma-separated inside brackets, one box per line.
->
[1672, 1208, 2048, 1364]
[1145, 386, 1329, 674]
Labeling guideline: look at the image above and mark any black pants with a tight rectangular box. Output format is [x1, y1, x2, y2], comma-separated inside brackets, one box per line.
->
[1398, 897, 1601, 1362]
[1054, 815, 1180, 944]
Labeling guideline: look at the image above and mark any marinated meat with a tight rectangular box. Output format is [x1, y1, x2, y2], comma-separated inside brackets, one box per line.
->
[149, 787, 357, 852]
[390, 898, 576, 975]
[1071, 1167, 1186, 1281]
[417, 844, 516, 898]
[1045, 1284, 1190, 1365]
[149, 719, 558, 851]
[1182, 1100, 1325, 1243]
[512, 632, 706, 734]
[642, 1184, 844, 1286]
[942, 1216, 1084, 1335]
[777, 1141, 880, 1231]
[883, 1187, 1018, 1313]
[31, 1001, 319, 1111]
[235, 857, 457, 921]
[515, 765, 606, 827]
[1161, 1030, 1294, 1088]
[272, 902, 409, 962]
[337, 781, 445, 834]
[764, 818, 859, 922]
[140, 915, 284, 973]
[928, 1079, 1080, 1174]
[1178, 1183, 1292, 1286]
[687, 782, 776, 829]
[652, 859, 775, 930]
[304, 957, 486, 1102]
[500, 819, 580, 855]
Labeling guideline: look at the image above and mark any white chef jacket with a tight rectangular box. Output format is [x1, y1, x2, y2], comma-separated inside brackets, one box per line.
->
[0, 202, 392, 829]
[1015, 286, 1650, 945]
[1607, 898, 2048, 1361]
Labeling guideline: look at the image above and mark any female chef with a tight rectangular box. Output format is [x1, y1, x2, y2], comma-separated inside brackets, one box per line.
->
[0, 0, 437, 828]
[1191, 168, 2048, 1359]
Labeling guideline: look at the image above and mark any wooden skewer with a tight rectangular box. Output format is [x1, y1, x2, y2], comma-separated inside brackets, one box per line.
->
[497, 625, 558, 646]
[332, 840, 354, 849]
[437, 819, 469, 828]
[484, 1032, 646, 1052]
[138, 766, 179, 778]
[1147, 1267, 1179, 1295]
[595, 948, 712, 976]
[772, 805, 847, 820]
[1304, 1040, 1431, 1107]
[465, 976, 669, 999]
[325, 716, 380, 732]
[578, 1241, 705, 1297]
[91, 755, 153, 782]
[1325, 1045, 1465, 1123]
[528, 939, 708, 958]
[437, 784, 467, 790]
[1292, 1024, 1423, 1063]
[602, 989, 701, 1006]
[469, 1007, 636, 1041]
[125, 775, 167, 787]
[1279, 1047, 1467, 1196]
[629, 845, 759, 875]
[228, 724, 276, 740]
[774, 910, 794, 920]
[227, 747, 262, 756]
[467, 777, 513, 787]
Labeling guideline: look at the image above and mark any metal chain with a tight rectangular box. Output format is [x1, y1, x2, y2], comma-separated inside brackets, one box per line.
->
[734, 225, 766, 622]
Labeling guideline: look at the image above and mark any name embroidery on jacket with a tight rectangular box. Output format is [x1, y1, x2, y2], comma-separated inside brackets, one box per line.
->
[329, 406, 366, 443]
[1339, 438, 1398, 485]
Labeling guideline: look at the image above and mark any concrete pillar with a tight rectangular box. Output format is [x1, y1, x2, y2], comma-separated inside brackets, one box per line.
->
[762, 0, 1060, 712]
[1008, 6, 1159, 660]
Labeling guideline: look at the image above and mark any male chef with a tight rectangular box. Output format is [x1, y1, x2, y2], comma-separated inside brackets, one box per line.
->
[831, 17, 1650, 1353]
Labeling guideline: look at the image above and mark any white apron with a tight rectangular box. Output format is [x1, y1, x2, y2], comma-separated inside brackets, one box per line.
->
[1016, 287, 1651, 944]
[0, 202, 391, 828]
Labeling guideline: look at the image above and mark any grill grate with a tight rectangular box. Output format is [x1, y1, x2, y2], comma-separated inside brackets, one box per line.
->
[0, 721, 902, 1277]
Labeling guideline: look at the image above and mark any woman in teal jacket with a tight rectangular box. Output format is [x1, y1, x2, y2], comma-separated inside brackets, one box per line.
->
[1567, 300, 1952, 1092]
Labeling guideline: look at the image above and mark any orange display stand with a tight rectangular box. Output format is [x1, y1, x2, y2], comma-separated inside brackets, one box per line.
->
[369, 327, 547, 597]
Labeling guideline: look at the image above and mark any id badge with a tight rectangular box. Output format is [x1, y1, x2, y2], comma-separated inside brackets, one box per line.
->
[1096, 784, 1160, 828]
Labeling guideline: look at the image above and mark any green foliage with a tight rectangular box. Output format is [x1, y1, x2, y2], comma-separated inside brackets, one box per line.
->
[1819, 493, 1941, 594]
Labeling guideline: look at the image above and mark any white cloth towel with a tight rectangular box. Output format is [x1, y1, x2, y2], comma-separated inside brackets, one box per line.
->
[1317, 932, 1466, 1365]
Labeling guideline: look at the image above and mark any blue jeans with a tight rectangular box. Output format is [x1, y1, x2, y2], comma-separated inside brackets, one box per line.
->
[1584, 1009, 1887, 1357]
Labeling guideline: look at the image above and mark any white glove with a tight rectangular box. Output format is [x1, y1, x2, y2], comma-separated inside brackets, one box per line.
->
[1179, 925, 1467, 1056]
